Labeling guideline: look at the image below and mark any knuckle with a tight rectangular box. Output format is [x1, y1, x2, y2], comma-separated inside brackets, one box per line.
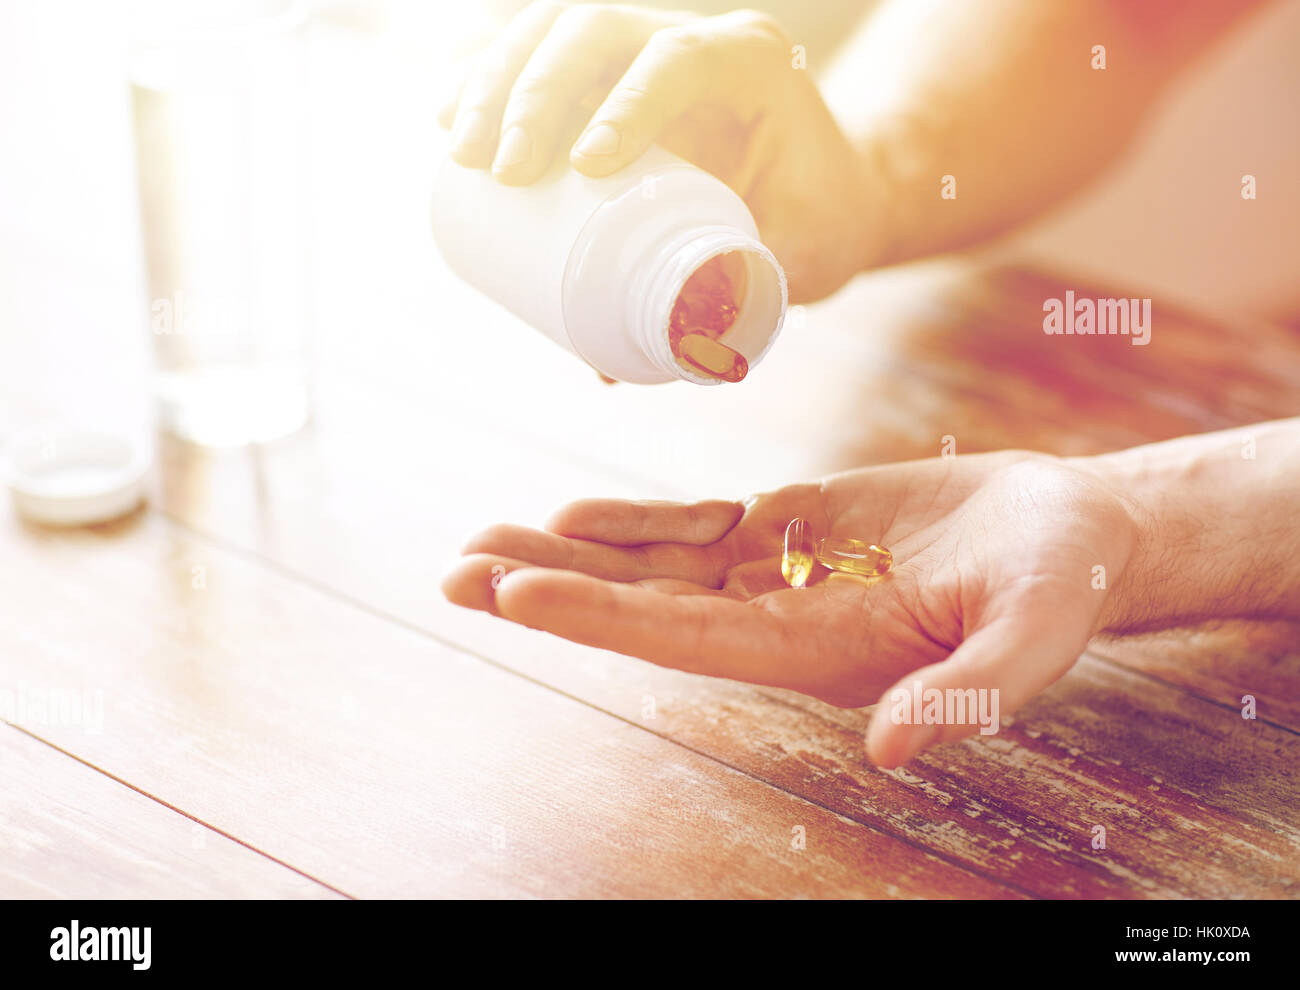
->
[730, 8, 789, 46]
[462, 51, 510, 96]
[552, 2, 607, 35]
[633, 502, 654, 542]
[521, 0, 567, 24]
[597, 84, 652, 120]
[645, 24, 710, 61]
[681, 502, 701, 535]
[506, 70, 553, 107]
[684, 606, 710, 662]
[464, 523, 514, 554]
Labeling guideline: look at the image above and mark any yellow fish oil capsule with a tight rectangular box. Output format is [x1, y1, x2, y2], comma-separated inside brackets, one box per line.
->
[674, 333, 748, 383]
[781, 517, 816, 589]
[816, 536, 893, 578]
[779, 517, 893, 587]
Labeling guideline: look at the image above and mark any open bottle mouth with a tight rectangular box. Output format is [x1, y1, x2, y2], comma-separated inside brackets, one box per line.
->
[643, 230, 788, 385]
[668, 251, 750, 382]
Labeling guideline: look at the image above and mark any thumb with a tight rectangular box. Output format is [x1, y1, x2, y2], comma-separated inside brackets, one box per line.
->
[866, 604, 1094, 768]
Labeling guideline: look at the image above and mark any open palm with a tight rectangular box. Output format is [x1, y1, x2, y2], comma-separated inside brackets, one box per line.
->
[443, 451, 1138, 765]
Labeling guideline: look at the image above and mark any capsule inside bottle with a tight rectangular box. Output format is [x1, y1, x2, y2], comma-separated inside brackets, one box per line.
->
[676, 333, 748, 382]
[669, 252, 750, 382]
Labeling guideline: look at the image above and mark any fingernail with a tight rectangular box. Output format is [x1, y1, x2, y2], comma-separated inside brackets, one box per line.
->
[493, 125, 531, 170]
[450, 109, 491, 154]
[574, 123, 620, 157]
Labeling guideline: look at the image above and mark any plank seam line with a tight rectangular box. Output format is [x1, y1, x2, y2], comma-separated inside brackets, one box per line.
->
[1082, 649, 1300, 738]
[2, 720, 356, 901]
[154, 507, 1040, 899]
[154, 505, 1297, 895]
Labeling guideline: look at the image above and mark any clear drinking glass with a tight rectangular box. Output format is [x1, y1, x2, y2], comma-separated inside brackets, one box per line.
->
[130, 0, 311, 446]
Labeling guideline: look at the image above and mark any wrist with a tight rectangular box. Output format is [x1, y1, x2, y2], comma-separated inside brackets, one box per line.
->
[1069, 422, 1300, 632]
[1069, 444, 1202, 634]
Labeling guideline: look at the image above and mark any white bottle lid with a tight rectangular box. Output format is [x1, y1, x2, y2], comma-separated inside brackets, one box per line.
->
[3, 428, 151, 526]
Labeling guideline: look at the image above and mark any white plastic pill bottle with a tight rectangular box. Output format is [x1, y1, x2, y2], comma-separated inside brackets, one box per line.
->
[431, 146, 788, 385]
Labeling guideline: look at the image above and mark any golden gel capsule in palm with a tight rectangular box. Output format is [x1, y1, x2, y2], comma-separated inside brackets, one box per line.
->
[781, 517, 816, 589]
[780, 517, 894, 588]
[816, 536, 893, 578]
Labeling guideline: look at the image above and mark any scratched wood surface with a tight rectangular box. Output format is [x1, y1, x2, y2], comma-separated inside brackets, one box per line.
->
[3, 12, 1299, 899]
[0, 725, 340, 899]
[0, 505, 1015, 899]
[4, 256, 1298, 898]
[140, 260, 1300, 899]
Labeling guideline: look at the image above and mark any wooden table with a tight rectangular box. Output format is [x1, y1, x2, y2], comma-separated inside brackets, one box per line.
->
[2, 12, 1298, 900]
[5, 254, 1299, 898]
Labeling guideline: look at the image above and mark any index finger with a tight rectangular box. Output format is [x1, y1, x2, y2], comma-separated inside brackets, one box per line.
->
[446, 0, 568, 167]
[461, 522, 726, 586]
[495, 567, 798, 687]
[570, 11, 787, 177]
[545, 498, 744, 546]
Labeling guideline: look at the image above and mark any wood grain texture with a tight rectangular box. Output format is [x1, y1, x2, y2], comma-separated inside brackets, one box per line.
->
[123, 258, 1300, 898]
[0, 724, 340, 899]
[6, 253, 1297, 897]
[0, 510, 1017, 899]
[4, 17, 1298, 898]
[1088, 623, 1300, 734]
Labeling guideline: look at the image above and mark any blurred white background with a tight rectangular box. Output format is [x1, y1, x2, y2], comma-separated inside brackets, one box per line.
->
[1, 0, 1295, 460]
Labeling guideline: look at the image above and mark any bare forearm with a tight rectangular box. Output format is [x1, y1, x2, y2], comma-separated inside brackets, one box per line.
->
[824, 0, 1268, 268]
[1075, 419, 1300, 633]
